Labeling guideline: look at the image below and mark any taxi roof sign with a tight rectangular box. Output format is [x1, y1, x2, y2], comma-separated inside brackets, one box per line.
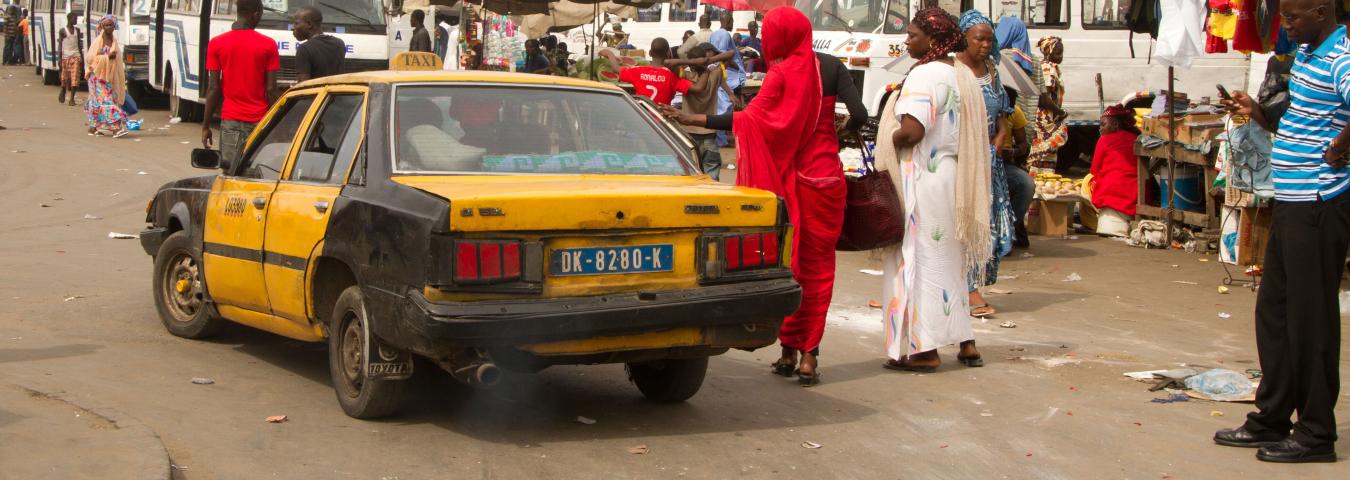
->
[391, 52, 443, 71]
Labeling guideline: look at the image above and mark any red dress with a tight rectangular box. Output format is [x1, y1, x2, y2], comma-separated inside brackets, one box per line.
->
[1089, 131, 1140, 216]
[732, 7, 844, 354]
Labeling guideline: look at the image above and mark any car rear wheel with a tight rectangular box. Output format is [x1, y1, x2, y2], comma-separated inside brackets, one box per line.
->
[626, 357, 709, 403]
[328, 286, 406, 419]
[152, 231, 225, 339]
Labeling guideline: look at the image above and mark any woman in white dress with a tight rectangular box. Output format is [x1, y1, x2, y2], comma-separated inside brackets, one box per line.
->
[878, 7, 993, 372]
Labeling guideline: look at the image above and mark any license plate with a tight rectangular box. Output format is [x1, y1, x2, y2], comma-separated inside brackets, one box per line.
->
[550, 244, 674, 276]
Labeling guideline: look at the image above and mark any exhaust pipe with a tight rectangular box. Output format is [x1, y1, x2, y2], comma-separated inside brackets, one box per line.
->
[435, 349, 503, 386]
[473, 363, 502, 386]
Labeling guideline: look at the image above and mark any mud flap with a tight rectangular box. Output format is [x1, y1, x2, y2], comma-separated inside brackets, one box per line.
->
[361, 306, 414, 380]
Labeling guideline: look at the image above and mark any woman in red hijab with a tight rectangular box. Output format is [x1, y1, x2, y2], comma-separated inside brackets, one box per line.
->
[664, 6, 843, 386]
[1089, 104, 1140, 236]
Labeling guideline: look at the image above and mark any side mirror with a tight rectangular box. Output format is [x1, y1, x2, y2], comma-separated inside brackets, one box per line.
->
[191, 148, 221, 170]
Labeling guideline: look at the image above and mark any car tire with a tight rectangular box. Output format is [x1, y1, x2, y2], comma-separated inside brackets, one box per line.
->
[152, 231, 225, 339]
[626, 357, 709, 403]
[328, 286, 406, 419]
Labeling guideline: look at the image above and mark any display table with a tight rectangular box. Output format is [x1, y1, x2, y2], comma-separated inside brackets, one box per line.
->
[1134, 143, 1219, 230]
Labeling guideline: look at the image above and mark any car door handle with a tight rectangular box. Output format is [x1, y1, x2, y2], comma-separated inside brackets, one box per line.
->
[314, 201, 329, 213]
[252, 196, 267, 209]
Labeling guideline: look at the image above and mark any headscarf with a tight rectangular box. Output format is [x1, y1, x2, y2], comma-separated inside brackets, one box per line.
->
[995, 16, 1032, 72]
[959, 10, 999, 62]
[1102, 103, 1140, 135]
[1037, 36, 1063, 62]
[732, 7, 822, 262]
[909, 7, 962, 66]
[86, 14, 126, 104]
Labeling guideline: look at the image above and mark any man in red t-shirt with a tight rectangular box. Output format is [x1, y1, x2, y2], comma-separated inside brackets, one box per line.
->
[202, 0, 280, 167]
[604, 38, 689, 105]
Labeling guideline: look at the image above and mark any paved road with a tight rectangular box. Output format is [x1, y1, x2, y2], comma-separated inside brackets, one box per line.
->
[0, 65, 1345, 479]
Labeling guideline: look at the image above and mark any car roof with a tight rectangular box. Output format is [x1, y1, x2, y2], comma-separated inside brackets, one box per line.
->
[293, 70, 626, 92]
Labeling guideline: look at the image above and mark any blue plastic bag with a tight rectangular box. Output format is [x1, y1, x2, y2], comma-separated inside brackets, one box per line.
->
[1184, 368, 1255, 401]
[127, 119, 142, 131]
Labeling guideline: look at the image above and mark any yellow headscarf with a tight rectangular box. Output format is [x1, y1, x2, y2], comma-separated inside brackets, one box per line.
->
[86, 15, 126, 104]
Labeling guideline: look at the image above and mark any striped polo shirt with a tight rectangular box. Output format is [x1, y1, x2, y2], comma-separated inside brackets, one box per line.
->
[1271, 25, 1350, 202]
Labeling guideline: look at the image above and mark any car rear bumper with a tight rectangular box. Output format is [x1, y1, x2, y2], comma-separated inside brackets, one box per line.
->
[403, 278, 801, 348]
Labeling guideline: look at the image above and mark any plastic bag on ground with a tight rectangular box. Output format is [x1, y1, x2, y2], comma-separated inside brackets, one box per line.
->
[1183, 368, 1255, 402]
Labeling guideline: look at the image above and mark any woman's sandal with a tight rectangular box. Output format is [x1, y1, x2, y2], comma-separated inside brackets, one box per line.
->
[770, 360, 796, 377]
[882, 358, 938, 373]
[796, 370, 820, 387]
[957, 355, 985, 368]
[970, 304, 997, 318]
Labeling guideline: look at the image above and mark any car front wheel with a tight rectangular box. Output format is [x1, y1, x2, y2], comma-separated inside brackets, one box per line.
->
[152, 231, 224, 339]
[328, 286, 406, 419]
[626, 357, 709, 403]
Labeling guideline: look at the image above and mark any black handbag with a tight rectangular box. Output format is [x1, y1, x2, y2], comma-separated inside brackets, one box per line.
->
[837, 139, 904, 251]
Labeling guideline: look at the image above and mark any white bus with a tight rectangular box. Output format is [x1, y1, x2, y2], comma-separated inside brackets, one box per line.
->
[564, 1, 758, 55]
[801, 0, 1252, 119]
[28, 0, 87, 85]
[84, 0, 152, 83]
[148, 0, 389, 121]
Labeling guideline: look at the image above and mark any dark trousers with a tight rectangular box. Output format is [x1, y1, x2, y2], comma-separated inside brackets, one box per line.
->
[1243, 194, 1349, 447]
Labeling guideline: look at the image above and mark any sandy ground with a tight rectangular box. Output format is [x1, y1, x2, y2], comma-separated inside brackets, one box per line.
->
[0, 65, 1346, 479]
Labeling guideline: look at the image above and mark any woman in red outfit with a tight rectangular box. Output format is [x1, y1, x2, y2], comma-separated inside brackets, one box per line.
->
[663, 6, 845, 386]
[1089, 105, 1140, 235]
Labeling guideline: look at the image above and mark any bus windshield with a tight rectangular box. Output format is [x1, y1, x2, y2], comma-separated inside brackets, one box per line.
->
[796, 0, 888, 32]
[261, 0, 386, 27]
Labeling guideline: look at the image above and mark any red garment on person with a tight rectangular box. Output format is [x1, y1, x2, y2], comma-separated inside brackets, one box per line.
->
[1089, 130, 1140, 216]
[206, 29, 280, 122]
[775, 94, 847, 353]
[731, 7, 841, 353]
[619, 66, 689, 105]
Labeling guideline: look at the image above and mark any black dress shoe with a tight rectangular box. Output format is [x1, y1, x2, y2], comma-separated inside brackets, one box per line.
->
[1256, 438, 1337, 463]
[1214, 427, 1285, 448]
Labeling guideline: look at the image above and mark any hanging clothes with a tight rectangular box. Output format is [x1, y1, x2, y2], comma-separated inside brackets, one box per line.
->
[1205, 0, 1235, 53]
[1154, 0, 1206, 68]
[1231, 0, 1263, 52]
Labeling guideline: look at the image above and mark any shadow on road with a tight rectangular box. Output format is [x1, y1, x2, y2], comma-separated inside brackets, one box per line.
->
[0, 344, 101, 364]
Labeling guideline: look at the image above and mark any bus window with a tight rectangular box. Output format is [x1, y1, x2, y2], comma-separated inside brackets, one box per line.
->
[998, 0, 1070, 28]
[883, 0, 910, 34]
[636, 4, 661, 22]
[798, 0, 887, 33]
[1082, 0, 1130, 28]
[669, 0, 698, 22]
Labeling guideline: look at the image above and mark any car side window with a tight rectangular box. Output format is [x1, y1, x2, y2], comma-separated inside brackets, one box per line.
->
[289, 93, 364, 183]
[237, 95, 316, 180]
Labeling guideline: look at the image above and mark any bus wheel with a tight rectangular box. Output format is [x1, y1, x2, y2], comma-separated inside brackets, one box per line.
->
[167, 71, 202, 122]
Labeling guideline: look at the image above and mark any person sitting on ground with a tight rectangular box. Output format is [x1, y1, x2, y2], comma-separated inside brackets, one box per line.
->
[1088, 104, 1141, 236]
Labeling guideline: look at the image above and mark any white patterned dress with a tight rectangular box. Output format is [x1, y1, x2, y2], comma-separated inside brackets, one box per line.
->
[883, 62, 975, 360]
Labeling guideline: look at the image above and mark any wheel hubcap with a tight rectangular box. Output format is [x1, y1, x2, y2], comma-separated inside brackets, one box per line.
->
[162, 253, 202, 322]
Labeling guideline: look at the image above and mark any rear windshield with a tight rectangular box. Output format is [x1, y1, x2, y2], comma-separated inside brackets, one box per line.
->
[392, 85, 694, 175]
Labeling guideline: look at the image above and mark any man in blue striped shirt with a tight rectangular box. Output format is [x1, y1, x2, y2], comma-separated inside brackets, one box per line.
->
[1215, 0, 1350, 464]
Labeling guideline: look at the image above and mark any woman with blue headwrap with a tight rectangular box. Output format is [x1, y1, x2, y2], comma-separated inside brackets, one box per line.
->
[955, 9, 1014, 323]
[994, 15, 1032, 74]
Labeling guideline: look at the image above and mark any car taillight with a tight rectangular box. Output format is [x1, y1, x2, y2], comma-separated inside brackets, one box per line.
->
[722, 231, 781, 272]
[454, 240, 522, 283]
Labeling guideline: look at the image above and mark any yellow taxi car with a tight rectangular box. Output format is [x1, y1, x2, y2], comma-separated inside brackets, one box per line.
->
[139, 69, 801, 418]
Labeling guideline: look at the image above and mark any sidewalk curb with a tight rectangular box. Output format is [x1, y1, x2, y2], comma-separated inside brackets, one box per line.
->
[9, 383, 172, 480]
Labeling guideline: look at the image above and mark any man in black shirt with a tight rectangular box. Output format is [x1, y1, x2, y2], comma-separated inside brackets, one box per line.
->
[292, 6, 345, 82]
[408, 10, 432, 53]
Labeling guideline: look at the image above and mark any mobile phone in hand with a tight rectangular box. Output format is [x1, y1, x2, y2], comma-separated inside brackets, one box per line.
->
[1216, 84, 1233, 101]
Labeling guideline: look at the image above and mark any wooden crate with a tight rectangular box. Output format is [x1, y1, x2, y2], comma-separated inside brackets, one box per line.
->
[1135, 143, 1219, 230]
